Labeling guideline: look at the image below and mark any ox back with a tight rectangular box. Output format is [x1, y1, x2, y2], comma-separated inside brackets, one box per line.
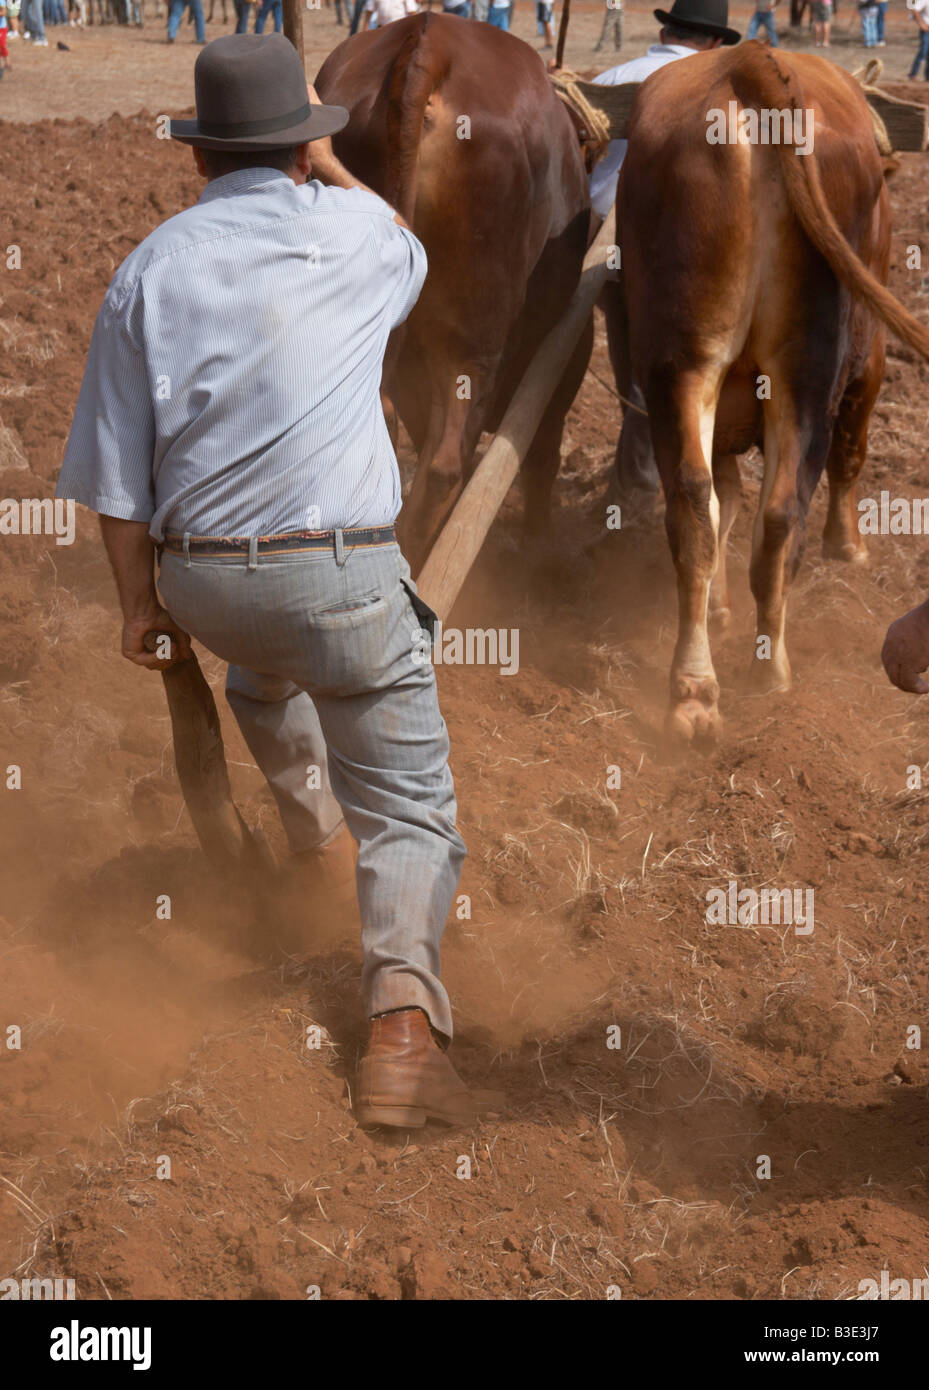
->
[316, 13, 590, 572]
[612, 42, 929, 746]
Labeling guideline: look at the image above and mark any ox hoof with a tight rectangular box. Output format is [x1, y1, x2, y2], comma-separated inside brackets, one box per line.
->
[667, 676, 722, 746]
[749, 659, 791, 695]
[823, 533, 868, 566]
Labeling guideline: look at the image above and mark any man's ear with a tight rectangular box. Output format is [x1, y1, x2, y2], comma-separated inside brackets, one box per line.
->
[293, 142, 313, 182]
[193, 145, 208, 179]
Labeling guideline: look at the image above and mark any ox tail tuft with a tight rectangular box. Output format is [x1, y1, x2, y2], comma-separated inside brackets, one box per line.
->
[741, 46, 929, 362]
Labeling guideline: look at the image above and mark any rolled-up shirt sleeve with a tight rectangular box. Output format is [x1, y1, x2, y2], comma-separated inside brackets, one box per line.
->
[376, 218, 428, 328]
[56, 280, 156, 524]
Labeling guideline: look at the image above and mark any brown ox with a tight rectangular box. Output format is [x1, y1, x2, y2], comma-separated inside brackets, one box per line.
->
[611, 42, 929, 743]
[316, 13, 591, 572]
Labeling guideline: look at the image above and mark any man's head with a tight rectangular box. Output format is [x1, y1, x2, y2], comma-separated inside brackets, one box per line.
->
[170, 34, 347, 179]
[659, 23, 724, 48]
[653, 0, 741, 46]
[193, 142, 313, 185]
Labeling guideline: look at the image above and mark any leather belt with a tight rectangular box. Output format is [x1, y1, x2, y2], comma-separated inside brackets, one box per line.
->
[160, 525, 397, 558]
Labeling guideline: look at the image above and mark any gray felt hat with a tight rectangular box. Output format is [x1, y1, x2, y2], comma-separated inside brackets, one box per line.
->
[170, 34, 349, 152]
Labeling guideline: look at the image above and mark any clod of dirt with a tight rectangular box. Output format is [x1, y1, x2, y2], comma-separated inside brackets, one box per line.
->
[751, 994, 848, 1059]
[550, 790, 619, 836]
[632, 1260, 659, 1294]
[400, 1249, 457, 1300]
[587, 1200, 625, 1239]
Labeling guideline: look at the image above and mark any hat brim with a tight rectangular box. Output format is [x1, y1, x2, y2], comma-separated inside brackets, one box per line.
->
[654, 8, 741, 43]
[169, 102, 349, 151]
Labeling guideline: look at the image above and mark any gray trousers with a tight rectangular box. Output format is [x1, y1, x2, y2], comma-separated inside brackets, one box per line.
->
[158, 537, 464, 1037]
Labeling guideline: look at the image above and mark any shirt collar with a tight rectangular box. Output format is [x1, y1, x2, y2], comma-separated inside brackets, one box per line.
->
[646, 42, 699, 56]
[197, 167, 294, 204]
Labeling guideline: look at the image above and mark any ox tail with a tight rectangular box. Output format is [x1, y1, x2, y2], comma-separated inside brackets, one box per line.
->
[741, 46, 929, 361]
[385, 14, 441, 225]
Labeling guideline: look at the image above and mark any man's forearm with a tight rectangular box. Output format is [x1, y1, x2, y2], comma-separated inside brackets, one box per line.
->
[99, 514, 159, 619]
[306, 84, 410, 229]
[311, 152, 411, 229]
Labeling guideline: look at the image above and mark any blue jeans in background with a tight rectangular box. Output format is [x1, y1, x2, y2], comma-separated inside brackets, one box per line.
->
[910, 27, 929, 76]
[21, 0, 47, 37]
[487, 1, 510, 24]
[747, 9, 778, 43]
[860, 5, 878, 45]
[234, 0, 252, 28]
[157, 538, 465, 1039]
[876, 0, 887, 40]
[167, 0, 205, 39]
[254, 0, 282, 31]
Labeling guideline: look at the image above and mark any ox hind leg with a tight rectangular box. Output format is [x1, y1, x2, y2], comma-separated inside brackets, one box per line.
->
[648, 366, 725, 744]
[748, 371, 835, 693]
[709, 452, 741, 631]
[822, 328, 885, 565]
[520, 315, 595, 541]
[396, 372, 486, 577]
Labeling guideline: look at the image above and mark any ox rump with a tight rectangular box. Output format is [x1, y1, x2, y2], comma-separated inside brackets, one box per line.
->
[611, 43, 929, 744]
[316, 13, 591, 574]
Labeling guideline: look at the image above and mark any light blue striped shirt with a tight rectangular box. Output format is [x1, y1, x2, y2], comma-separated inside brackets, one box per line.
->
[57, 168, 427, 540]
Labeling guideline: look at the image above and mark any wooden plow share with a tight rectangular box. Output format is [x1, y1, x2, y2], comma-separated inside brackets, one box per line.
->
[153, 17, 927, 874]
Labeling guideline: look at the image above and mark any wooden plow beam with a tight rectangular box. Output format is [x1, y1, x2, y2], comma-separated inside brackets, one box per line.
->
[417, 208, 617, 622]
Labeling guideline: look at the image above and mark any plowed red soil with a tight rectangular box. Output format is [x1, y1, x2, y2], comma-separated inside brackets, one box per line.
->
[1, 8, 929, 1300]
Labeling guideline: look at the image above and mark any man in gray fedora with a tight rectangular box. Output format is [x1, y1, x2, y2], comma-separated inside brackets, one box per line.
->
[56, 34, 500, 1130]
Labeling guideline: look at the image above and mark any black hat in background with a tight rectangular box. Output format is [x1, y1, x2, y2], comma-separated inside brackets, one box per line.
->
[654, 0, 741, 45]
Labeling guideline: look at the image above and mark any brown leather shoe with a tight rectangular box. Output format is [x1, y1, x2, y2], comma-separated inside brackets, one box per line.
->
[355, 1008, 505, 1128]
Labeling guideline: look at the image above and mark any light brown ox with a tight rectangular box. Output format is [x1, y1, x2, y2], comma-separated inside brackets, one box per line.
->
[610, 42, 929, 743]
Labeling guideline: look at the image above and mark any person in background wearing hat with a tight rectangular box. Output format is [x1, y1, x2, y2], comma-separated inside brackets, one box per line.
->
[55, 35, 501, 1131]
[587, 0, 740, 522]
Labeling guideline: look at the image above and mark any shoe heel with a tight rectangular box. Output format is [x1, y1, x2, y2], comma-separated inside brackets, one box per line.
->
[356, 1104, 427, 1129]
